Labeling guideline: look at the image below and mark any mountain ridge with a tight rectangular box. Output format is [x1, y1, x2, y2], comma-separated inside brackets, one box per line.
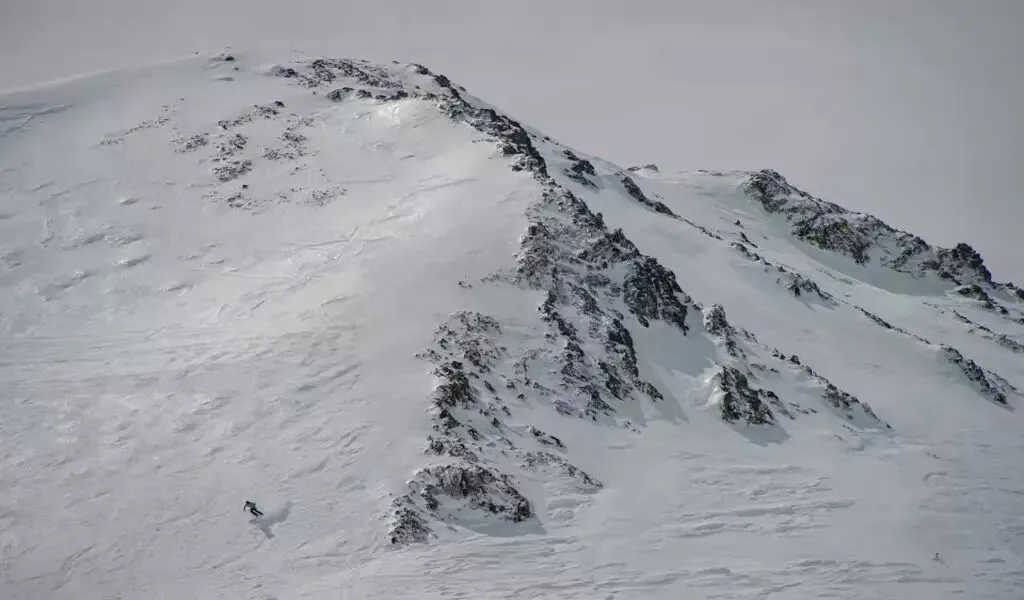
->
[2, 51, 1022, 599]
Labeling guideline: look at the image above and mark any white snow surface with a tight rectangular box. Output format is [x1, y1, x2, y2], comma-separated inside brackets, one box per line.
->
[1, 51, 1022, 599]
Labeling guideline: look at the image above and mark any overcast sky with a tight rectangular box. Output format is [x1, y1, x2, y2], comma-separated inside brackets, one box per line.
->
[2, 0, 1022, 282]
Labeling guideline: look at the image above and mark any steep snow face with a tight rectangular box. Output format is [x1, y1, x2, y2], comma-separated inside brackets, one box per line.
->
[2, 52, 1022, 600]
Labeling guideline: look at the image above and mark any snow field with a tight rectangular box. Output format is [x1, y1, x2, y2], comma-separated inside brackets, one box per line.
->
[0, 51, 1021, 599]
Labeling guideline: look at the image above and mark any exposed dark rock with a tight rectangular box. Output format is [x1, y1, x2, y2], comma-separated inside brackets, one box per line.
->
[425, 435, 479, 462]
[940, 345, 1014, 406]
[388, 497, 433, 544]
[781, 273, 833, 302]
[680, 218, 724, 241]
[389, 463, 533, 542]
[604, 317, 641, 381]
[795, 219, 871, 265]
[853, 306, 923, 340]
[702, 303, 744, 358]
[626, 163, 659, 173]
[623, 257, 690, 331]
[528, 426, 565, 449]
[273, 66, 299, 78]
[618, 172, 676, 216]
[520, 450, 603, 491]
[577, 226, 642, 270]
[714, 366, 776, 425]
[953, 284, 1007, 313]
[731, 241, 763, 262]
[563, 150, 598, 188]
[702, 303, 733, 338]
[743, 169, 808, 211]
[937, 244, 992, 283]
[429, 80, 547, 177]
[952, 310, 983, 328]
[326, 87, 355, 102]
[419, 92, 690, 413]
[742, 169, 1003, 288]
[821, 382, 888, 427]
[420, 464, 531, 520]
[433, 361, 476, 410]
[434, 312, 504, 371]
[858, 308, 894, 330]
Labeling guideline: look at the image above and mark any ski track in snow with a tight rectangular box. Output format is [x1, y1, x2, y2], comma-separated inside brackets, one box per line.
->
[0, 50, 1022, 599]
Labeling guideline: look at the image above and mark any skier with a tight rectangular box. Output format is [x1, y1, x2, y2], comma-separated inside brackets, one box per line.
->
[244, 501, 264, 518]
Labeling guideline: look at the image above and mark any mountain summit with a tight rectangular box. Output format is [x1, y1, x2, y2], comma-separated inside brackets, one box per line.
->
[1, 51, 1021, 599]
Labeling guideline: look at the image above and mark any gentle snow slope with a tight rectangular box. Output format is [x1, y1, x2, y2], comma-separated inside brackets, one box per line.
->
[1, 51, 1021, 600]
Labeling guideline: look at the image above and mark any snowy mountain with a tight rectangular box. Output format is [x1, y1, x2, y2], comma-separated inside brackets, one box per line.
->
[1, 51, 1022, 599]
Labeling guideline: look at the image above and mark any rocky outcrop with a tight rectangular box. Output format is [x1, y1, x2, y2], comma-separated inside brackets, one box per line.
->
[622, 257, 690, 330]
[388, 498, 433, 545]
[520, 451, 603, 492]
[928, 245, 992, 285]
[387, 308, 607, 543]
[713, 366, 777, 426]
[731, 241, 764, 263]
[780, 272, 834, 302]
[741, 169, 1005, 290]
[562, 149, 598, 189]
[820, 381, 888, 427]
[617, 171, 676, 216]
[703, 303, 743, 358]
[953, 284, 1008, 314]
[940, 345, 1016, 406]
[389, 462, 533, 544]
[399, 66, 691, 420]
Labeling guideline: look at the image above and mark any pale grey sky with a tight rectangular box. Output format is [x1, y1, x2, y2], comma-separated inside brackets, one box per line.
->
[2, 0, 1021, 282]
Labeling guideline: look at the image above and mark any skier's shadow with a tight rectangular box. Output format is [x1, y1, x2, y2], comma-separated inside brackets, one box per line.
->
[250, 501, 291, 539]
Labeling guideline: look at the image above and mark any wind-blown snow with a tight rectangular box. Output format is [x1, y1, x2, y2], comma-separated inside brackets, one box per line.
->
[1, 50, 1021, 599]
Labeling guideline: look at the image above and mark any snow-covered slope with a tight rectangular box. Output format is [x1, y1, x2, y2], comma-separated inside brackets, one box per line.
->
[1, 51, 1022, 599]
